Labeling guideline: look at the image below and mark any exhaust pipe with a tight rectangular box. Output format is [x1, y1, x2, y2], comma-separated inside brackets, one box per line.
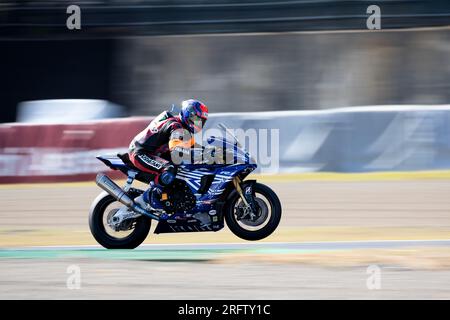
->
[96, 173, 134, 207]
[95, 173, 160, 221]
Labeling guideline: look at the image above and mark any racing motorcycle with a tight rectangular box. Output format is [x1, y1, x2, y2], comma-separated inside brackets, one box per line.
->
[89, 123, 282, 249]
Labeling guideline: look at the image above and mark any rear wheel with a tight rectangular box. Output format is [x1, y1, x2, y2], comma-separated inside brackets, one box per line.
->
[89, 191, 151, 249]
[225, 183, 282, 241]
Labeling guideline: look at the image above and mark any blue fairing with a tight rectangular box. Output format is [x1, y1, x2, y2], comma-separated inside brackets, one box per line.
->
[175, 136, 256, 212]
[96, 154, 129, 171]
[176, 163, 256, 213]
[97, 136, 257, 215]
[205, 136, 253, 165]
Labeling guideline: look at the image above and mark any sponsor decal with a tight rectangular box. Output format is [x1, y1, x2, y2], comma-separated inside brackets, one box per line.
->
[173, 146, 191, 155]
[138, 154, 163, 170]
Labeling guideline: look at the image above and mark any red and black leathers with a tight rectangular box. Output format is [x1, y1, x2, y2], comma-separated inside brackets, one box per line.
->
[128, 111, 194, 184]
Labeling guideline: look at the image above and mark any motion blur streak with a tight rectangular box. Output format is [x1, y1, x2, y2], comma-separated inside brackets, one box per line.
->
[1, 0, 450, 300]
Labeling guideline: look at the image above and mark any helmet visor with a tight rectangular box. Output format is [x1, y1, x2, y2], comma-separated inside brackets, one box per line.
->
[188, 113, 206, 131]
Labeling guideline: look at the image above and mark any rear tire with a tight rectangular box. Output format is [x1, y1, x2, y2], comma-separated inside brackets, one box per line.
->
[89, 191, 151, 249]
[225, 183, 282, 241]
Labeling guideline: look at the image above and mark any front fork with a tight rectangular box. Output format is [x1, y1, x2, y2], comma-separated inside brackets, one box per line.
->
[232, 177, 257, 220]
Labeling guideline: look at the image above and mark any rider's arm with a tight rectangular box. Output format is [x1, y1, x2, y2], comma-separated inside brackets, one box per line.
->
[168, 126, 219, 164]
[168, 128, 202, 164]
[168, 128, 195, 151]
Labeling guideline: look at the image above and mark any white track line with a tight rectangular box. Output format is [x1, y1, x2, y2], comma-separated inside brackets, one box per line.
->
[14, 239, 450, 250]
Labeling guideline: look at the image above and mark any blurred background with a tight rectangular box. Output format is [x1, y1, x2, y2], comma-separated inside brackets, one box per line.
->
[1, 0, 450, 300]
[1, 0, 450, 122]
[1, 0, 450, 181]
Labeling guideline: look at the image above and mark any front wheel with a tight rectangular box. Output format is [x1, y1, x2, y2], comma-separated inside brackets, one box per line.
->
[225, 183, 282, 241]
[89, 191, 151, 249]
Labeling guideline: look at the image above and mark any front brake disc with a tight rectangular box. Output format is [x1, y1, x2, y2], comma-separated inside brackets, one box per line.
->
[240, 198, 269, 227]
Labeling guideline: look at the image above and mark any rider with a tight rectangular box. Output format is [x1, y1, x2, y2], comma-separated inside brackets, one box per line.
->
[130, 99, 209, 211]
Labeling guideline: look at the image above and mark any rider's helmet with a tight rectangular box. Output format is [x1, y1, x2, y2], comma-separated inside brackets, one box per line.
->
[179, 99, 209, 133]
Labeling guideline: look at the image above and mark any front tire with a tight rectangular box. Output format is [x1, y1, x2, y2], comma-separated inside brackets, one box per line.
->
[225, 183, 282, 241]
[89, 191, 151, 249]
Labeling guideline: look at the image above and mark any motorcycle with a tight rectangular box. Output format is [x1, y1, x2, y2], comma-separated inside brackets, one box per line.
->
[89, 123, 282, 249]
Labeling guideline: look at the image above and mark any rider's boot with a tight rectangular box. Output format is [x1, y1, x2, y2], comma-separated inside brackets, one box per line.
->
[134, 166, 176, 212]
[134, 182, 164, 212]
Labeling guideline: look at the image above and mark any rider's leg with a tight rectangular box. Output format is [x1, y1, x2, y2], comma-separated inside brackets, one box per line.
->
[129, 151, 176, 210]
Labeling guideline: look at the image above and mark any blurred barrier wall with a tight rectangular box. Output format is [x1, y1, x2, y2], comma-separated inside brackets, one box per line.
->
[207, 105, 450, 173]
[1, 105, 450, 183]
[0, 117, 151, 183]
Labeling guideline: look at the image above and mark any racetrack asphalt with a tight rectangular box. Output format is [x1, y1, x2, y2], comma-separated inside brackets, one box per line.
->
[1, 178, 450, 299]
[2, 239, 450, 260]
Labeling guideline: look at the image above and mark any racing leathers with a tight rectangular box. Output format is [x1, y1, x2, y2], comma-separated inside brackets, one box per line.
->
[128, 111, 199, 210]
[129, 111, 186, 183]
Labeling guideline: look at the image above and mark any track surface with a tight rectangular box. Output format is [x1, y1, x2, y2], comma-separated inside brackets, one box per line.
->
[2, 180, 450, 229]
[1, 240, 450, 299]
[1, 180, 450, 299]
[44, 239, 450, 250]
[4, 239, 450, 255]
